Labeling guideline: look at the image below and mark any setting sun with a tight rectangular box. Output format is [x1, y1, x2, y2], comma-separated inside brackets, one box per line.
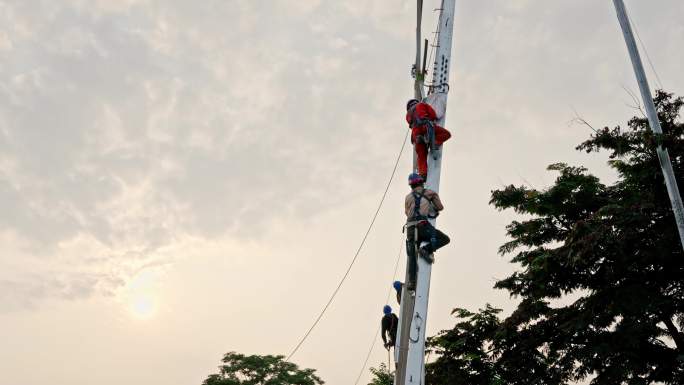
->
[122, 270, 161, 320]
[129, 294, 157, 320]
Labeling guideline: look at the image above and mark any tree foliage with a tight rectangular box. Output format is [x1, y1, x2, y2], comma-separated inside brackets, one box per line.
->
[488, 91, 684, 384]
[366, 363, 393, 385]
[425, 305, 504, 385]
[426, 91, 684, 385]
[202, 352, 324, 385]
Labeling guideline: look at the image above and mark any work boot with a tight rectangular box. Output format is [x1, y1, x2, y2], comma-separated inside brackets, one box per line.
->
[419, 244, 434, 263]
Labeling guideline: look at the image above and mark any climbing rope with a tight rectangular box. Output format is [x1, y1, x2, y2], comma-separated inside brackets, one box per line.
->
[353, 239, 404, 385]
[287, 129, 410, 361]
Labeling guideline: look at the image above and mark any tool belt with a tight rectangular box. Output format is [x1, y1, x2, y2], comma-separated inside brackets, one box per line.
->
[405, 219, 428, 228]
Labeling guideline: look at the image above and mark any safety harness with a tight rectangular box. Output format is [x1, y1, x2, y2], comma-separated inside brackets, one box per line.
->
[406, 189, 438, 226]
[406, 188, 439, 259]
[409, 106, 437, 150]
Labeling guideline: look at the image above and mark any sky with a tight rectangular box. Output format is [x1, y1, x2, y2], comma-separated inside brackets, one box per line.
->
[0, 0, 683, 384]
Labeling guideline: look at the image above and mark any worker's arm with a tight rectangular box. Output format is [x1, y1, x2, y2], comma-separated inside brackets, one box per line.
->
[405, 194, 413, 217]
[428, 190, 444, 211]
[381, 316, 389, 344]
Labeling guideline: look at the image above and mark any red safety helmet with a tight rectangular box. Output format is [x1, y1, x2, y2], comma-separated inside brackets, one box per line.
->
[408, 172, 424, 186]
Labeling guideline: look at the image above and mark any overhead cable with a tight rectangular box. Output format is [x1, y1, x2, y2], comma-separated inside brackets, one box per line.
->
[353, 239, 404, 385]
[627, 8, 665, 90]
[287, 129, 410, 360]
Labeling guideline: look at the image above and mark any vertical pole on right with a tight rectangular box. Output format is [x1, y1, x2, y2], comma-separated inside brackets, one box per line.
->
[613, 0, 684, 251]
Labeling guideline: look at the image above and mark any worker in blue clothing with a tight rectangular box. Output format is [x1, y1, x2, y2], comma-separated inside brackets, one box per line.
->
[381, 305, 399, 349]
[393, 281, 403, 304]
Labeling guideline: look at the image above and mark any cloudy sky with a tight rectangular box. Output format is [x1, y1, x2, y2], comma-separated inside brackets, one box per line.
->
[1, 1, 683, 384]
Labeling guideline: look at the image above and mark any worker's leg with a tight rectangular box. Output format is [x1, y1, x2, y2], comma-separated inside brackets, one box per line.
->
[415, 143, 428, 177]
[418, 223, 450, 253]
[432, 227, 450, 251]
[434, 125, 452, 146]
[405, 234, 417, 290]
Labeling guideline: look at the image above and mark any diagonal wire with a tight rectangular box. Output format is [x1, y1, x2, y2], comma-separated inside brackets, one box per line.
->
[425, 3, 443, 90]
[353, 238, 404, 385]
[287, 129, 410, 361]
[627, 8, 664, 90]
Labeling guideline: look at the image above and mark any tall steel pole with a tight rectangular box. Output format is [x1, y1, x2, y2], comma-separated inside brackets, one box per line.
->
[613, 0, 684, 251]
[411, 0, 425, 175]
[395, 1, 457, 384]
[414, 0, 424, 100]
[395, 2, 425, 380]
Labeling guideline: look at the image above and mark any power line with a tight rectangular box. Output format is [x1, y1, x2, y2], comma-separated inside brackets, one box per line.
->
[627, 8, 664, 90]
[425, 9, 442, 91]
[286, 129, 410, 361]
[354, 328, 382, 385]
[353, 239, 404, 385]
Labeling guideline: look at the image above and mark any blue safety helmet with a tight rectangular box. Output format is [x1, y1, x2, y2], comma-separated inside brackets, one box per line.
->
[393, 281, 402, 291]
[406, 98, 419, 111]
[383, 305, 392, 315]
[408, 172, 424, 186]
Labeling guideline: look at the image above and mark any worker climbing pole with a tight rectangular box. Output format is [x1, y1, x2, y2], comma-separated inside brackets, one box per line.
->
[406, 100, 452, 179]
[394, 1, 457, 384]
[403, 172, 450, 290]
[381, 305, 399, 349]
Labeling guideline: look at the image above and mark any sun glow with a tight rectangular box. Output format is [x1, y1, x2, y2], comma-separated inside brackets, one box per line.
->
[122, 270, 161, 320]
[129, 294, 157, 319]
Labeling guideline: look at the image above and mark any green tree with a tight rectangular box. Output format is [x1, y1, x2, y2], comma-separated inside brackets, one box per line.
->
[425, 303, 566, 385]
[425, 305, 505, 385]
[366, 363, 393, 385]
[489, 91, 684, 384]
[202, 352, 324, 385]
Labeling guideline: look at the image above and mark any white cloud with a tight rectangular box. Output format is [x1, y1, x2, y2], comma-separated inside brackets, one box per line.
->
[0, 1, 682, 384]
[0, 0, 412, 313]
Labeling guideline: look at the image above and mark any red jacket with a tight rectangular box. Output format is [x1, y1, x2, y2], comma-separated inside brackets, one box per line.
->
[406, 102, 438, 143]
[406, 102, 437, 127]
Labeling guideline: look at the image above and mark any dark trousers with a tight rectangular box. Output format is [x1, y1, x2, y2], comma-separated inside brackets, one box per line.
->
[406, 222, 450, 286]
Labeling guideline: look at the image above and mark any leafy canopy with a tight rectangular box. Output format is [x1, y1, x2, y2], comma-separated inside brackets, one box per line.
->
[425, 91, 684, 385]
[202, 352, 324, 385]
[425, 305, 505, 385]
[489, 91, 684, 384]
[366, 363, 393, 385]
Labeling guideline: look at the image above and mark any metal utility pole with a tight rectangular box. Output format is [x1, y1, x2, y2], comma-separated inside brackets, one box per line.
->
[395, 2, 424, 378]
[410, 0, 425, 175]
[395, 1, 457, 384]
[414, 0, 424, 100]
[613, 0, 684, 251]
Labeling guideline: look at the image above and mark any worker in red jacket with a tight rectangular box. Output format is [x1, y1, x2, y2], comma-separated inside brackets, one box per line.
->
[405, 98, 452, 178]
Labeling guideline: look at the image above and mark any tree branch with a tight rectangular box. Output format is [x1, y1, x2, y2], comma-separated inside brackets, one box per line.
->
[660, 315, 684, 353]
[569, 107, 598, 133]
